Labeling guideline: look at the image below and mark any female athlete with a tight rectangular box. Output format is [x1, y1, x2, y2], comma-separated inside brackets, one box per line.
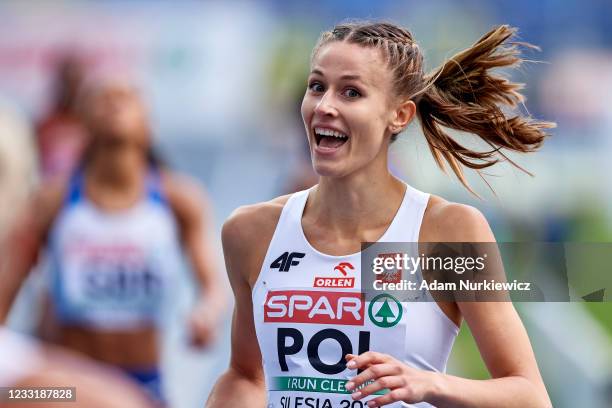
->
[0, 76, 226, 405]
[207, 21, 553, 407]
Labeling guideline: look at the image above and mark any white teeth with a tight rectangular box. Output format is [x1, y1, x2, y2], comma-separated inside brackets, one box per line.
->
[314, 127, 348, 138]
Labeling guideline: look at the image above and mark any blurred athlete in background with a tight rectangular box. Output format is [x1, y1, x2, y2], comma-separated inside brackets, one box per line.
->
[0, 100, 154, 408]
[0, 327, 157, 408]
[0, 76, 226, 405]
[207, 21, 553, 407]
[0, 101, 38, 235]
[36, 54, 89, 180]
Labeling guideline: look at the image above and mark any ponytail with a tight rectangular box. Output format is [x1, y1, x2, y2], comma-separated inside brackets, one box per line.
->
[416, 25, 555, 191]
[315, 22, 554, 192]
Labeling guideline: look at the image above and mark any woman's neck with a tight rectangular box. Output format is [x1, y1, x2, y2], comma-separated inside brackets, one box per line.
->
[308, 168, 406, 238]
[86, 145, 148, 193]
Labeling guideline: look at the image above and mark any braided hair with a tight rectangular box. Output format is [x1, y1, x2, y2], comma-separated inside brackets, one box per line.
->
[313, 21, 555, 192]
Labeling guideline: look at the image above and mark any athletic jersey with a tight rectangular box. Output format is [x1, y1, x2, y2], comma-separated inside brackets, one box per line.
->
[0, 327, 43, 387]
[46, 169, 181, 330]
[253, 185, 459, 408]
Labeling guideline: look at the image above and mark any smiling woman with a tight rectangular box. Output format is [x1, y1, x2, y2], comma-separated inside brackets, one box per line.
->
[206, 20, 554, 408]
[304, 41, 398, 179]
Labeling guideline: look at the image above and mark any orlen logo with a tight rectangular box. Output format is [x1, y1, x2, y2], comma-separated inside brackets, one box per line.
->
[264, 290, 364, 326]
[334, 262, 354, 276]
[313, 262, 355, 288]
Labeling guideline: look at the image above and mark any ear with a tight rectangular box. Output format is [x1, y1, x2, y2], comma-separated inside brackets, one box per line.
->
[388, 100, 416, 134]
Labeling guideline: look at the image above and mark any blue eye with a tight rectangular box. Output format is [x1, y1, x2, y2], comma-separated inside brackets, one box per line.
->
[308, 82, 324, 93]
[343, 88, 361, 98]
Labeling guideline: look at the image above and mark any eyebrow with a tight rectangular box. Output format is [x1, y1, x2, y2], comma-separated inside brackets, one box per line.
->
[310, 69, 363, 82]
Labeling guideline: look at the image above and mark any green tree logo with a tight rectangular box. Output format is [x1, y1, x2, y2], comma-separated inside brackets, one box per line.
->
[368, 294, 402, 328]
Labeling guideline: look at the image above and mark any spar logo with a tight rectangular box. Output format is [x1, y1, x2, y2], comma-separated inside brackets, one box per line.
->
[264, 290, 364, 326]
[313, 262, 355, 288]
[368, 293, 402, 328]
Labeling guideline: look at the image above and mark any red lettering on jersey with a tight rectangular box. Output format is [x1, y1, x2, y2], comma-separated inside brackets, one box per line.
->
[313, 277, 355, 288]
[264, 290, 364, 325]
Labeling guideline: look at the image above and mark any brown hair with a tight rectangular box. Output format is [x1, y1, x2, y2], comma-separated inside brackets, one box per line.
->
[313, 21, 555, 192]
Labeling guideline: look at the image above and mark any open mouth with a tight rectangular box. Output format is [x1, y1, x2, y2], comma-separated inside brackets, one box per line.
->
[314, 127, 349, 149]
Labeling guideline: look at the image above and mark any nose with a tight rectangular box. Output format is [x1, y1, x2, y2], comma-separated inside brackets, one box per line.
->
[314, 91, 338, 117]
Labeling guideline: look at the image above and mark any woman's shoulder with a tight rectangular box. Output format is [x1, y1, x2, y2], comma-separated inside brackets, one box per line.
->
[158, 170, 206, 202]
[222, 195, 294, 287]
[421, 194, 495, 242]
[222, 194, 292, 249]
[158, 170, 210, 220]
[14, 176, 69, 241]
[35, 176, 69, 203]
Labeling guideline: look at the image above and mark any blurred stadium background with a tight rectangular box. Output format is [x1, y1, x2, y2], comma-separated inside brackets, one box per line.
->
[1, 0, 611, 407]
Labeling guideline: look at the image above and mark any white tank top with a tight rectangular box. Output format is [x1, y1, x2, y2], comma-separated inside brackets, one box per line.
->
[0, 327, 43, 387]
[46, 169, 181, 330]
[253, 184, 459, 408]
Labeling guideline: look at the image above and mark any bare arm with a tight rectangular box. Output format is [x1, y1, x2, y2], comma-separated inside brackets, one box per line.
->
[427, 204, 550, 408]
[205, 302, 266, 407]
[206, 198, 288, 407]
[0, 183, 64, 323]
[164, 174, 226, 346]
[428, 303, 549, 408]
[346, 202, 550, 408]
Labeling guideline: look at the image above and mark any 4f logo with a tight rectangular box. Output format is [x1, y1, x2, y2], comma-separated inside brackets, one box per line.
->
[270, 252, 305, 272]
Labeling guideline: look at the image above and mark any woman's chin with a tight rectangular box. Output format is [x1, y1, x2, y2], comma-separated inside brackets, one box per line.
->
[312, 162, 347, 178]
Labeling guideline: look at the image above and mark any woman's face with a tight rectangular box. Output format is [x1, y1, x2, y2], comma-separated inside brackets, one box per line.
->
[301, 41, 398, 178]
[83, 80, 149, 146]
